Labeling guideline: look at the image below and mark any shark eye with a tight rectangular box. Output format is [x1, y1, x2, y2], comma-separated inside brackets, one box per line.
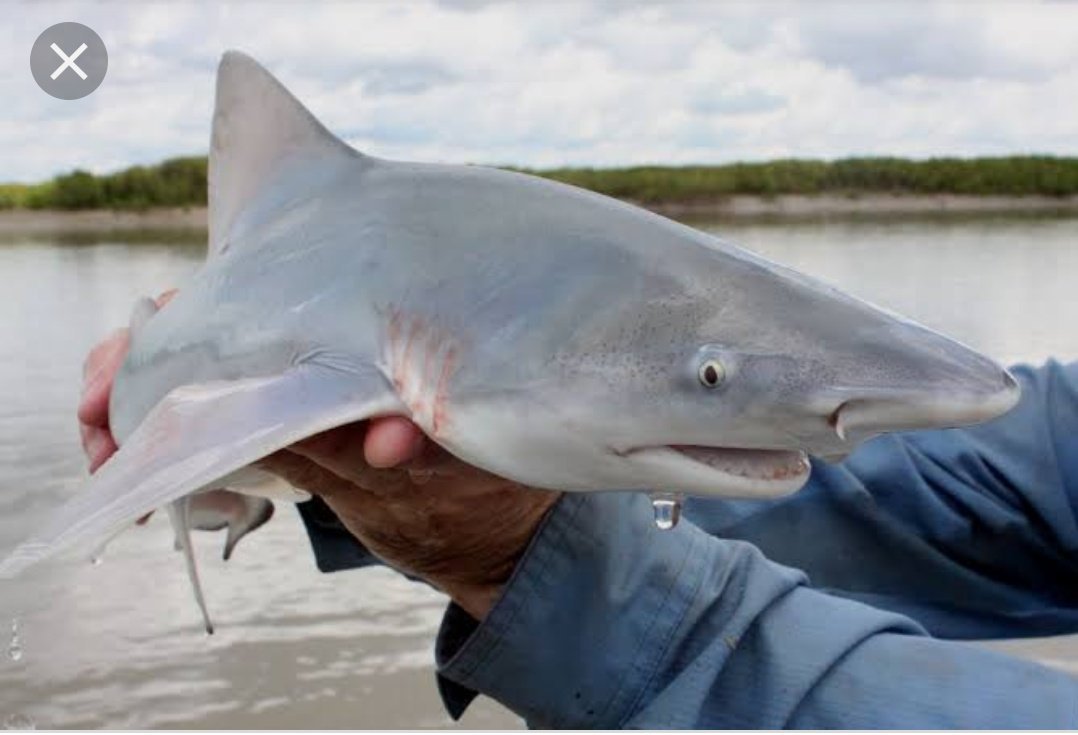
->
[698, 359, 726, 388]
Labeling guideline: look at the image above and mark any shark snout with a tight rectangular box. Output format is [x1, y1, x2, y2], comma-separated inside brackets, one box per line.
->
[826, 367, 1019, 443]
[801, 319, 1020, 453]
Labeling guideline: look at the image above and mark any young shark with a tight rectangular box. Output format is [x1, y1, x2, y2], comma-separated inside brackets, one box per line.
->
[0, 52, 1019, 628]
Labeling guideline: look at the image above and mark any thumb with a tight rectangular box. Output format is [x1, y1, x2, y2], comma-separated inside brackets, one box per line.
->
[364, 417, 427, 468]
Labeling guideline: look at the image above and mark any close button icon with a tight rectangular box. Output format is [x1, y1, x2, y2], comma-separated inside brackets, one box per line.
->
[31, 22, 108, 100]
[51, 42, 89, 80]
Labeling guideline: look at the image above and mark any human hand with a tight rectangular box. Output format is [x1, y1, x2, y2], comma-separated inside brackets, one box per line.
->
[259, 422, 561, 620]
[77, 291, 561, 620]
[78, 290, 177, 473]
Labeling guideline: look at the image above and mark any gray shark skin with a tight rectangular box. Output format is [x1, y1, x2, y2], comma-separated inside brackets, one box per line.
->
[0, 51, 1018, 589]
[185, 490, 275, 562]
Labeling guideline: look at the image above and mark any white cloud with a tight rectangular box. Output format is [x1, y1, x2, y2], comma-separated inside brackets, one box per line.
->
[2, 0, 1076, 182]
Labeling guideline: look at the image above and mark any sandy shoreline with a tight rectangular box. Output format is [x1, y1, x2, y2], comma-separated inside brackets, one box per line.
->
[1, 194, 1077, 235]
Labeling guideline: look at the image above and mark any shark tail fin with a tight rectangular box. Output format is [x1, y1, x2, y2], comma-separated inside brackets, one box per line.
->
[0, 364, 399, 582]
[168, 497, 214, 635]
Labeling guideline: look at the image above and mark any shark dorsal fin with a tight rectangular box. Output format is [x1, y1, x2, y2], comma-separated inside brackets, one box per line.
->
[209, 51, 363, 257]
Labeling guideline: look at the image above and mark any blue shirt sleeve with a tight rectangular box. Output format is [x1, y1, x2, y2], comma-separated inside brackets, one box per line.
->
[435, 492, 1078, 727]
[296, 495, 381, 573]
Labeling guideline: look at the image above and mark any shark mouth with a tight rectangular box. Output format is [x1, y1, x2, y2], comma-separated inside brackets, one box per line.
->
[625, 445, 811, 498]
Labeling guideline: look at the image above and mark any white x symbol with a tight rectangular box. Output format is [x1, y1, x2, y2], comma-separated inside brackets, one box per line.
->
[50, 42, 88, 80]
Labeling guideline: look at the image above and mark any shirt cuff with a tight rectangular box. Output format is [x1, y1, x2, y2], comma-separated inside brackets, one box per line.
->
[295, 497, 381, 573]
[432, 490, 803, 727]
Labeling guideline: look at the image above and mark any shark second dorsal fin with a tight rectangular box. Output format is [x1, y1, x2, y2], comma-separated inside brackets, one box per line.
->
[209, 51, 364, 257]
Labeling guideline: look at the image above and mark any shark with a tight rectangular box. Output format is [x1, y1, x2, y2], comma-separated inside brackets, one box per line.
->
[0, 52, 1019, 631]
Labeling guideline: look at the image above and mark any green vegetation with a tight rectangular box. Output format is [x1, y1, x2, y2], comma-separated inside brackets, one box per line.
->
[528, 156, 1078, 203]
[0, 183, 34, 209]
[3, 155, 1077, 211]
[2, 157, 207, 211]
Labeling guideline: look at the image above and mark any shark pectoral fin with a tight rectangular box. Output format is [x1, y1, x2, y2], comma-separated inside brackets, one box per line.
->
[88, 525, 131, 564]
[168, 497, 214, 635]
[0, 364, 400, 580]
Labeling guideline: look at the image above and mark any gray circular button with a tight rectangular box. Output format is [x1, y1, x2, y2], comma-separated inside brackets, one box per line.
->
[30, 22, 108, 100]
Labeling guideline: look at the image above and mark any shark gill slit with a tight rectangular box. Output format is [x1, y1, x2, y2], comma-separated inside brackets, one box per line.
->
[383, 306, 460, 439]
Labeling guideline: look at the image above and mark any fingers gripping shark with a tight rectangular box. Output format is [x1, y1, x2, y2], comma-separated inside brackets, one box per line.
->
[0, 52, 1019, 631]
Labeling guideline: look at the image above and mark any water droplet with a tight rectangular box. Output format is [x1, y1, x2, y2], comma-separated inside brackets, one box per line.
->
[650, 493, 683, 530]
[89, 542, 107, 566]
[3, 713, 35, 730]
[7, 619, 22, 662]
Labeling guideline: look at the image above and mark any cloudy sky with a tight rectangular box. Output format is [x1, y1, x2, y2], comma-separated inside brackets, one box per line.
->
[3, 1, 1077, 182]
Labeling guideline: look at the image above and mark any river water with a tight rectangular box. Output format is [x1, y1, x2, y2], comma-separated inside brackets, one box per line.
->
[1, 213, 1076, 728]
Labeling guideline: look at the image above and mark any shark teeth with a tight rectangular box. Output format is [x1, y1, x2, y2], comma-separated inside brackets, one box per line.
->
[668, 446, 810, 482]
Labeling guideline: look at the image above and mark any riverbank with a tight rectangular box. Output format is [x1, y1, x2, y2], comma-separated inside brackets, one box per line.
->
[649, 193, 1078, 220]
[9, 156, 1078, 212]
[0, 207, 206, 235]
[2, 194, 1077, 237]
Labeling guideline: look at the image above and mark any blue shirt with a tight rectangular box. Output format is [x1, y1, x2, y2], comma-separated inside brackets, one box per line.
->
[298, 361, 1078, 727]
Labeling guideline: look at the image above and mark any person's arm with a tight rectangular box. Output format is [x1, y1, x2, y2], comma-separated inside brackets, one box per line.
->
[685, 360, 1078, 639]
[434, 490, 1078, 728]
